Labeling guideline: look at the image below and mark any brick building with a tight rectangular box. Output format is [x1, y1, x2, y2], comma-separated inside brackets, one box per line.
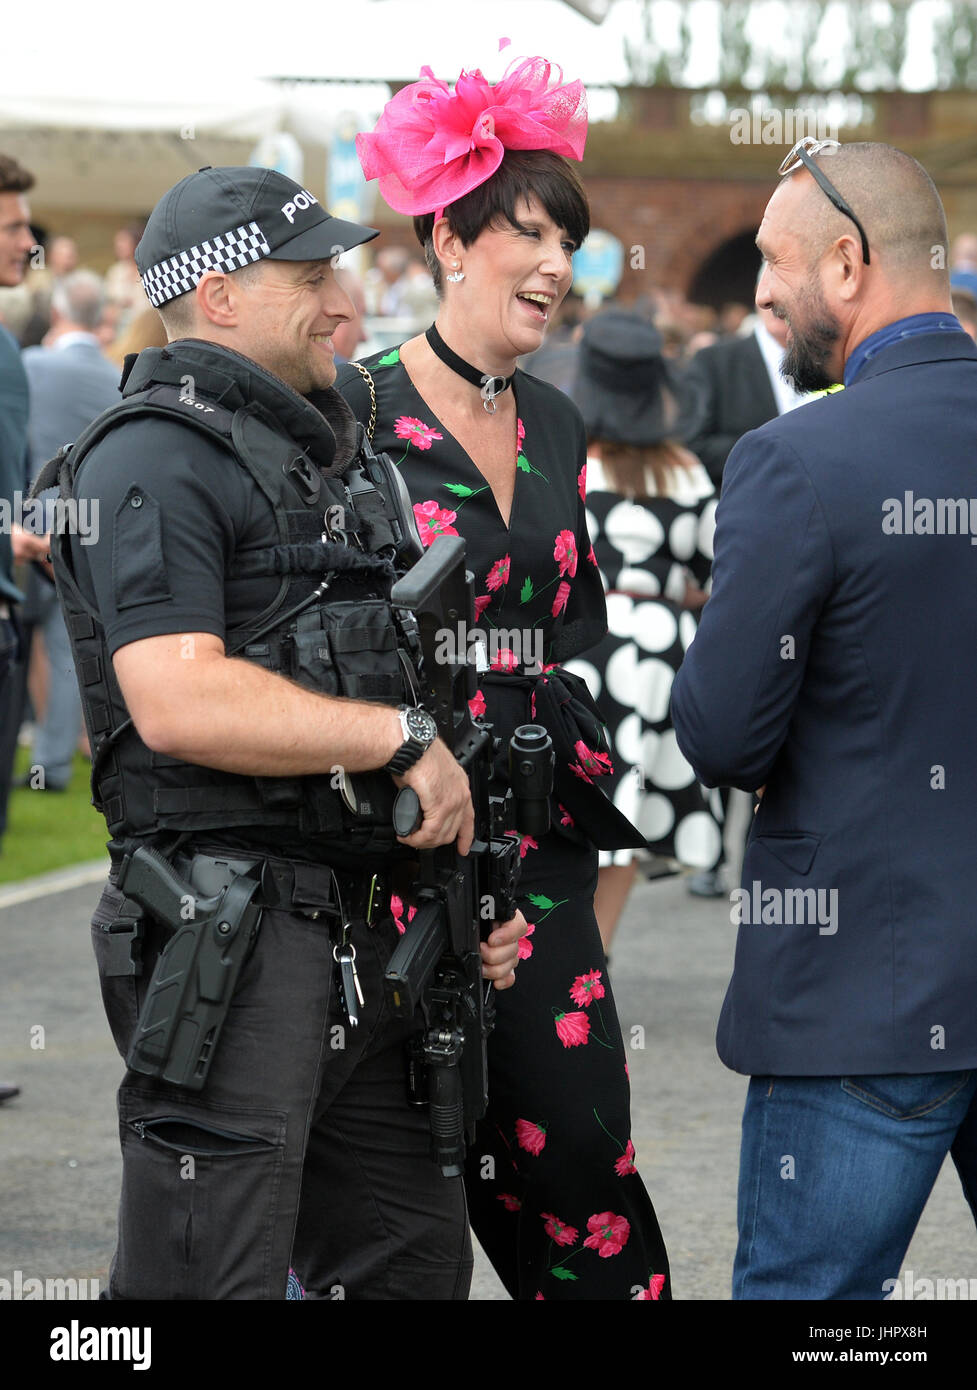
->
[4, 84, 977, 311]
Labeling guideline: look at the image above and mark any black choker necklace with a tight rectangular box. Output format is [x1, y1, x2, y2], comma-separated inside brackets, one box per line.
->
[425, 324, 513, 414]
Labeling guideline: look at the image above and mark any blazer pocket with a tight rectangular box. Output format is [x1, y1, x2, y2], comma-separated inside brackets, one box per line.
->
[751, 831, 821, 875]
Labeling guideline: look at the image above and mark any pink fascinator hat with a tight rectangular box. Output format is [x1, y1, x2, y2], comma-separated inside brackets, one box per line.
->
[356, 55, 588, 218]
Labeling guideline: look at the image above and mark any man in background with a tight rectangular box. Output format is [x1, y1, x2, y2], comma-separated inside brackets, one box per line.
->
[0, 154, 41, 847]
[685, 285, 809, 490]
[332, 267, 368, 364]
[681, 281, 812, 897]
[0, 151, 38, 1105]
[14, 270, 119, 793]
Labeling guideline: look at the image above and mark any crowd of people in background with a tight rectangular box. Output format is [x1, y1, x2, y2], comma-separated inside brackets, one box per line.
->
[4, 143, 977, 947]
[3, 124, 977, 1314]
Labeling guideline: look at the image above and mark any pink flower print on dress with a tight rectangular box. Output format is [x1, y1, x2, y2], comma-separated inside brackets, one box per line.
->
[394, 416, 444, 450]
[497, 1193, 522, 1212]
[587, 542, 597, 567]
[517, 922, 535, 959]
[554, 1010, 590, 1048]
[541, 1212, 578, 1247]
[413, 500, 459, 547]
[636, 1273, 666, 1299]
[516, 417, 526, 459]
[486, 554, 511, 591]
[554, 529, 578, 578]
[578, 463, 587, 502]
[468, 689, 486, 719]
[390, 894, 417, 936]
[583, 1211, 631, 1258]
[551, 580, 571, 616]
[558, 804, 574, 827]
[508, 832, 538, 859]
[490, 647, 518, 672]
[614, 1140, 637, 1176]
[474, 593, 492, 620]
[573, 740, 613, 777]
[516, 1118, 547, 1156]
[569, 969, 605, 1008]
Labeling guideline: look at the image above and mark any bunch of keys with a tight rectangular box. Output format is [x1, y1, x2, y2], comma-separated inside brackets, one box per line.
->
[334, 932, 365, 1027]
[331, 874, 380, 1028]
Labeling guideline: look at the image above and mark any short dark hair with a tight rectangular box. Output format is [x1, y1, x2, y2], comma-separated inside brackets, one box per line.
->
[413, 149, 590, 295]
[0, 154, 34, 195]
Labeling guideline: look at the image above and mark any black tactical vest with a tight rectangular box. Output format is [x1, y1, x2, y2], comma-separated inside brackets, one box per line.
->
[38, 340, 424, 857]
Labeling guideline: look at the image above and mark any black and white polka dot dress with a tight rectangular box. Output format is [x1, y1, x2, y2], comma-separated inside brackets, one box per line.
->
[565, 455, 725, 870]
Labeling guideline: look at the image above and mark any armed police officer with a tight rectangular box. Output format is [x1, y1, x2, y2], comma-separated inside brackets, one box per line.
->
[48, 167, 524, 1300]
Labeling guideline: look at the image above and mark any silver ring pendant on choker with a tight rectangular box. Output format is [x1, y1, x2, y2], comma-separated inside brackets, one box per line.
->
[426, 324, 513, 415]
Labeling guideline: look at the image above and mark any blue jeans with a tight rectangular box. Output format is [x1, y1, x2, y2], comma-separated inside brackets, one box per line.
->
[734, 1071, 977, 1299]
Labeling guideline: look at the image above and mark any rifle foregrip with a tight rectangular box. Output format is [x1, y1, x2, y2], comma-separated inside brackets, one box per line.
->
[428, 1042, 466, 1178]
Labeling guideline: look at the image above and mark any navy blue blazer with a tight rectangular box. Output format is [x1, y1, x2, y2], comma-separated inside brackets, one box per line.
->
[671, 329, 977, 1075]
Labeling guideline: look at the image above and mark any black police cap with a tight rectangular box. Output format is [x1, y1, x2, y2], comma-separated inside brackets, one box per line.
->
[136, 165, 378, 308]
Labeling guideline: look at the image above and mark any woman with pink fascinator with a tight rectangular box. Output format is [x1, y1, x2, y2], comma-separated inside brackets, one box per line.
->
[337, 53, 670, 1301]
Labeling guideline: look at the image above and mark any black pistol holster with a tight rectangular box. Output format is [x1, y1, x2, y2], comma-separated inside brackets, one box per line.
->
[116, 845, 262, 1090]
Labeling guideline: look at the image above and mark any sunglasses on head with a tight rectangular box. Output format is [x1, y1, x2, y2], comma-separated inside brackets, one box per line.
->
[778, 137, 871, 266]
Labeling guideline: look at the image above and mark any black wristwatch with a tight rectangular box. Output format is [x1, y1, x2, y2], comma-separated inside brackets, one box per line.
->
[383, 705, 438, 775]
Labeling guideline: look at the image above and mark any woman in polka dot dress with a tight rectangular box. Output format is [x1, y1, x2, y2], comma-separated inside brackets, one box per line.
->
[563, 311, 724, 951]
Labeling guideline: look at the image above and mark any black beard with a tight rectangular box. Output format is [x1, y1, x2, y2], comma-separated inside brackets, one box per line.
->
[781, 313, 841, 393]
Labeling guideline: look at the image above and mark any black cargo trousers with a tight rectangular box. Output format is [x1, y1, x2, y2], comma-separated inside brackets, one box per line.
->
[90, 860, 473, 1301]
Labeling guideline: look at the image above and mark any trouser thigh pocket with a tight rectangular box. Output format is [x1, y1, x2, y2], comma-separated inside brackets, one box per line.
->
[90, 884, 153, 1061]
[114, 1088, 289, 1300]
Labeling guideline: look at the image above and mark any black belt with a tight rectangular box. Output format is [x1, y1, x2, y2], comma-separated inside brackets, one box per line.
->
[177, 849, 349, 918]
[110, 845, 379, 920]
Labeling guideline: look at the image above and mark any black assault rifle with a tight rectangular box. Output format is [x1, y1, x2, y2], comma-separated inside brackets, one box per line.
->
[386, 536, 553, 1177]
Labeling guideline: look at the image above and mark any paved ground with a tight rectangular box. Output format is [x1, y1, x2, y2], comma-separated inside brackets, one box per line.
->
[0, 841, 974, 1303]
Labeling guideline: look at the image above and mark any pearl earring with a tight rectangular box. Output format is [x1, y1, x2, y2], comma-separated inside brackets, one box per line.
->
[446, 262, 465, 283]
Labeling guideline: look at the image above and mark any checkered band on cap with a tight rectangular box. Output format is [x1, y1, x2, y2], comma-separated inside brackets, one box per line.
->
[140, 221, 271, 307]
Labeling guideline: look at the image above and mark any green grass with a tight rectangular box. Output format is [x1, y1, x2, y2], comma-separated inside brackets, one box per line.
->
[0, 747, 109, 884]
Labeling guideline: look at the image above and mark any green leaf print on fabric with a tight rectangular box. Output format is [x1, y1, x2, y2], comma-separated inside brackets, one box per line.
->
[524, 893, 568, 923]
[520, 576, 534, 604]
[517, 452, 549, 482]
[376, 348, 400, 367]
[443, 481, 489, 509]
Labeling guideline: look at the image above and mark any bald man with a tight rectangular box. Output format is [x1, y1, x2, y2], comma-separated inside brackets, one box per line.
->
[671, 142, 977, 1300]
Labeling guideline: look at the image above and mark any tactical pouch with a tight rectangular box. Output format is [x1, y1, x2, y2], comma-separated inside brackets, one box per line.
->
[290, 601, 402, 705]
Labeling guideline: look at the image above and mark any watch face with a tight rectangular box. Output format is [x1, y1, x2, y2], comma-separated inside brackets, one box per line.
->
[405, 707, 437, 743]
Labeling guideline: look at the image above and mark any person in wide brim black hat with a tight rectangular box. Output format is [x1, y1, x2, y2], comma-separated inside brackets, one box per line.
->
[571, 309, 724, 951]
[574, 307, 707, 495]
